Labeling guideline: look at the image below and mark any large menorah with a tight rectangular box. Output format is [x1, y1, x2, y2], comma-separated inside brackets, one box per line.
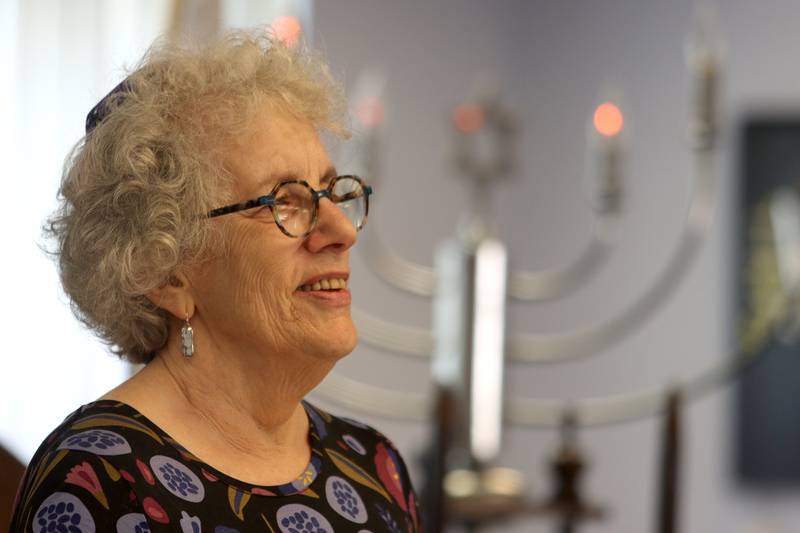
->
[310, 10, 797, 533]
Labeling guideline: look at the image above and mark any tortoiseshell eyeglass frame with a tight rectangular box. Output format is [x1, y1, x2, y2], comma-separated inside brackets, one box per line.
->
[206, 174, 372, 238]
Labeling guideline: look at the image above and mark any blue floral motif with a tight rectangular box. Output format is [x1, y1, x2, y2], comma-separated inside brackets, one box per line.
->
[58, 429, 131, 456]
[149, 455, 205, 503]
[116, 512, 150, 533]
[325, 475, 367, 523]
[375, 503, 403, 533]
[276, 504, 333, 533]
[34, 492, 95, 533]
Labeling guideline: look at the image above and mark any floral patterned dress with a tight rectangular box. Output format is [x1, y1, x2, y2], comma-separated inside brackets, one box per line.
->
[9, 400, 422, 533]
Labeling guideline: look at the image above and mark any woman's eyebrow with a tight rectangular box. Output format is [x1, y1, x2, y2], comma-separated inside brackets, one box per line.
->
[251, 166, 338, 196]
[320, 166, 338, 186]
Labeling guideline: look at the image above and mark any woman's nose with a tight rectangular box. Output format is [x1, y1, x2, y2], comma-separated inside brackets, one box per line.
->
[304, 197, 357, 253]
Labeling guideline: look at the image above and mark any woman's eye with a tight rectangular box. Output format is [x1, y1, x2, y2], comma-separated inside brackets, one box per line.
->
[245, 206, 272, 219]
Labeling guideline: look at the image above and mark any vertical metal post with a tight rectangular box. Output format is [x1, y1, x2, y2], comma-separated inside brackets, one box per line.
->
[430, 235, 507, 531]
[469, 239, 507, 464]
[657, 390, 682, 533]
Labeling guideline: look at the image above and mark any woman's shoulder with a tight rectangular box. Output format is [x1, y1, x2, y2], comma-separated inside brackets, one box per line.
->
[26, 400, 166, 469]
[10, 401, 166, 532]
[303, 402, 418, 481]
[302, 401, 423, 532]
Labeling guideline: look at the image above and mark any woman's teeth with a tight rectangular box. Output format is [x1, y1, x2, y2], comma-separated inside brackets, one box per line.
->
[298, 278, 347, 291]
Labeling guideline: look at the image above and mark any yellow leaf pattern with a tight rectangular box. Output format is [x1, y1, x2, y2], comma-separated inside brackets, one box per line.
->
[228, 485, 251, 521]
[325, 448, 392, 502]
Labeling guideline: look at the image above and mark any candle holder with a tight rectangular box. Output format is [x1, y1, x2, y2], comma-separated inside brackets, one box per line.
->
[310, 10, 797, 533]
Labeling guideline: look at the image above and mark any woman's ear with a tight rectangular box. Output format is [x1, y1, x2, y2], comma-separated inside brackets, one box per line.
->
[145, 272, 195, 320]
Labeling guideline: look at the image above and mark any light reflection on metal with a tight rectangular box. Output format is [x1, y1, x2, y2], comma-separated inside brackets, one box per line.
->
[470, 239, 507, 462]
[352, 306, 434, 358]
[685, 4, 722, 149]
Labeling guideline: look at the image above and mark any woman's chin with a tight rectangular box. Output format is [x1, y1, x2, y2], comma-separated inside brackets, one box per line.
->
[328, 331, 359, 361]
[326, 328, 359, 362]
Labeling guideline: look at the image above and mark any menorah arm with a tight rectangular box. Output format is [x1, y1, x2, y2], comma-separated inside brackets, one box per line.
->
[362, 212, 616, 302]
[507, 152, 715, 363]
[506, 337, 758, 429]
[507, 285, 789, 428]
[507, 220, 615, 301]
[359, 218, 437, 296]
[352, 306, 434, 356]
[312, 277, 787, 427]
[311, 370, 432, 421]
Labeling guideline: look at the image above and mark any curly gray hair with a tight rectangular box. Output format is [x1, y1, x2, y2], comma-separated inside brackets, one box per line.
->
[47, 30, 348, 364]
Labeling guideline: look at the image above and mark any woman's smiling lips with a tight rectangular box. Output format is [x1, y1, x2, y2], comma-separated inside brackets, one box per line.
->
[295, 287, 352, 306]
[295, 272, 351, 306]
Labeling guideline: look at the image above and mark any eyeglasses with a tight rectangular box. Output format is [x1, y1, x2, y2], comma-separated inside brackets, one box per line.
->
[207, 175, 372, 238]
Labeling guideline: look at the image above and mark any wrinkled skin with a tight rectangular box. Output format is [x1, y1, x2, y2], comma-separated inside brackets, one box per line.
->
[191, 107, 358, 369]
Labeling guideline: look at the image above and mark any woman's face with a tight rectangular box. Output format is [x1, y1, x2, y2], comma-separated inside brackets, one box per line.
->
[189, 106, 358, 367]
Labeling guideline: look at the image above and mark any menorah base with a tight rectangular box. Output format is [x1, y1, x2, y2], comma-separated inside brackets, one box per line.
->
[443, 466, 605, 529]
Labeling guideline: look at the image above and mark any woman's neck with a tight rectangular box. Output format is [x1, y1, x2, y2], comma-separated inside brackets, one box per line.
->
[101, 336, 333, 484]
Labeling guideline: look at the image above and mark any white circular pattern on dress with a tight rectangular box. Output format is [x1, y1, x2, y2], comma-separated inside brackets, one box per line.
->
[325, 475, 368, 523]
[341, 434, 366, 455]
[276, 503, 334, 533]
[149, 455, 205, 502]
[33, 492, 95, 533]
[57, 429, 132, 456]
[116, 512, 151, 532]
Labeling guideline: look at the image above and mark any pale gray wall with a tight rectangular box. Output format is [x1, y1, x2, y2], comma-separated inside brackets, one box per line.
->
[311, 1, 800, 532]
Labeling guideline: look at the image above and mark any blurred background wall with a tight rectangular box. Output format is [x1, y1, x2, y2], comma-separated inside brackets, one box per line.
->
[3, 1, 800, 532]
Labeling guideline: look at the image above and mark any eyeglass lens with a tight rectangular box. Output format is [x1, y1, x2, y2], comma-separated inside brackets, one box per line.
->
[274, 182, 315, 236]
[273, 177, 366, 237]
[332, 177, 367, 230]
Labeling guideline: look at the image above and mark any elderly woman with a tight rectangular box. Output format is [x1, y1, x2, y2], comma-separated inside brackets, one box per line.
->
[10, 30, 421, 533]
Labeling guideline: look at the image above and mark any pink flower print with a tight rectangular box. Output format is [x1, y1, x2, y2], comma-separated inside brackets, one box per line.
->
[137, 458, 156, 485]
[120, 469, 136, 483]
[374, 442, 407, 511]
[142, 496, 170, 523]
[201, 468, 219, 482]
[64, 461, 109, 509]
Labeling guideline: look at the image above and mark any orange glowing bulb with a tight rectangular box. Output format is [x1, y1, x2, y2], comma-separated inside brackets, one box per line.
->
[453, 104, 484, 133]
[593, 102, 624, 137]
[271, 16, 302, 46]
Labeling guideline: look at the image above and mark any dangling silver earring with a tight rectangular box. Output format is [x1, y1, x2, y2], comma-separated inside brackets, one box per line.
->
[180, 315, 194, 358]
